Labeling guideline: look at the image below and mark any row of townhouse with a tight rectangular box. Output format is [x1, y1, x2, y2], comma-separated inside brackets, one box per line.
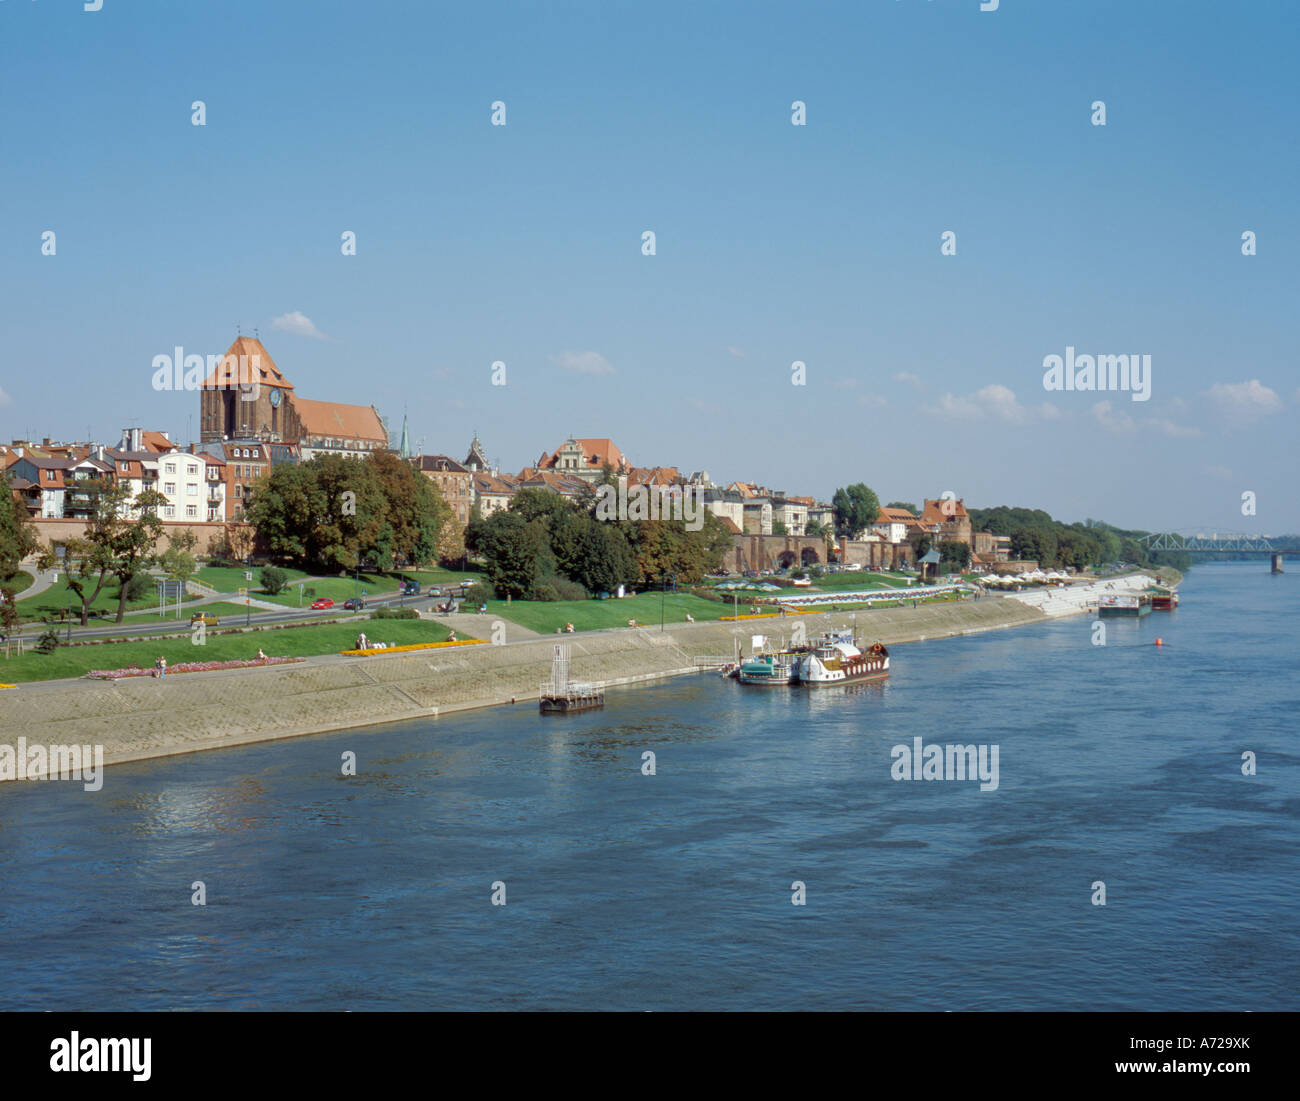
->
[3, 431, 230, 523]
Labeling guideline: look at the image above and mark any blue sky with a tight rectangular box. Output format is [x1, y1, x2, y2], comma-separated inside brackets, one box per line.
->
[2, 0, 1296, 531]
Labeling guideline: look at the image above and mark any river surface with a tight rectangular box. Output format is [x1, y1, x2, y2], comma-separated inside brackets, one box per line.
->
[1, 562, 1296, 1010]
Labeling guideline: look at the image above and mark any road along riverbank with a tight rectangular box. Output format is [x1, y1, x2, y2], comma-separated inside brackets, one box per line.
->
[0, 596, 1053, 774]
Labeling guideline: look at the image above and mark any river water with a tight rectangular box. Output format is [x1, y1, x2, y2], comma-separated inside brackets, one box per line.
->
[1, 562, 1296, 1010]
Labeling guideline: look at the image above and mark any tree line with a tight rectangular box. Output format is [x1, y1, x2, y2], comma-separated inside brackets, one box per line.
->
[465, 486, 732, 600]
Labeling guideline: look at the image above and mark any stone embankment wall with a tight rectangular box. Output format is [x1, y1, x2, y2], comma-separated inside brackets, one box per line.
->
[0, 598, 1046, 771]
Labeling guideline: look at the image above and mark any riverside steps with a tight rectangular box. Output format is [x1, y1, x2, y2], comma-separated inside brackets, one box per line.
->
[0, 598, 1048, 772]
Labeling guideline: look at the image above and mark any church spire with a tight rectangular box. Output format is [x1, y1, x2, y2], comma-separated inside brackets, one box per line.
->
[398, 412, 412, 458]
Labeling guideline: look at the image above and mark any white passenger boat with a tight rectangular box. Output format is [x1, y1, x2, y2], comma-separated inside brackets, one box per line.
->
[796, 632, 890, 686]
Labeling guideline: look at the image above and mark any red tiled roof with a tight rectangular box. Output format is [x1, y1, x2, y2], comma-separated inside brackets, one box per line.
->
[921, 497, 969, 524]
[540, 438, 626, 472]
[201, 337, 295, 390]
[877, 507, 917, 523]
[291, 396, 387, 443]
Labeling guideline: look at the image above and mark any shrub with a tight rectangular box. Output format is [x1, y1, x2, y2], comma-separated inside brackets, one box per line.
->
[259, 565, 288, 595]
[124, 573, 152, 601]
[303, 586, 316, 599]
[532, 584, 559, 602]
[371, 606, 419, 620]
[35, 629, 61, 654]
[465, 582, 495, 604]
[547, 576, 587, 601]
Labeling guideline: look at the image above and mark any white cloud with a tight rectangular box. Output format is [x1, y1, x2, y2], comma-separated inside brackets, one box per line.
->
[1204, 379, 1282, 423]
[928, 384, 1055, 424]
[270, 311, 332, 341]
[550, 350, 615, 376]
[858, 394, 887, 409]
[726, 346, 746, 359]
[1091, 399, 1136, 434]
[894, 371, 925, 390]
[1151, 418, 1200, 439]
[831, 378, 859, 390]
[0, 387, 12, 408]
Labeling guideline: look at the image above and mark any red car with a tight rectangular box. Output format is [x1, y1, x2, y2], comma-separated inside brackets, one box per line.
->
[310, 598, 335, 610]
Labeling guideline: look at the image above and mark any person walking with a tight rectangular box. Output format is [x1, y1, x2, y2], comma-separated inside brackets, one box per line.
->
[157, 656, 167, 678]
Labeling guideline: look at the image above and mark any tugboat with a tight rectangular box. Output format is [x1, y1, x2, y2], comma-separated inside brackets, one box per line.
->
[796, 631, 890, 686]
[539, 643, 604, 713]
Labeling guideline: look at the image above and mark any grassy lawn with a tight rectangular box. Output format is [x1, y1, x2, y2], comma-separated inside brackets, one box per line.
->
[802, 572, 916, 591]
[192, 565, 313, 592]
[394, 566, 487, 587]
[1, 570, 34, 596]
[0, 617, 469, 684]
[194, 565, 395, 607]
[475, 592, 730, 634]
[15, 576, 161, 623]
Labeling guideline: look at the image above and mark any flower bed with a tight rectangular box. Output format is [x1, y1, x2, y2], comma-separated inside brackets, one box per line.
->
[85, 656, 306, 680]
[340, 639, 486, 657]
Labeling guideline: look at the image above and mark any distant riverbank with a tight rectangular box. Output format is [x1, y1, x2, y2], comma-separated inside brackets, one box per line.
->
[0, 595, 1060, 776]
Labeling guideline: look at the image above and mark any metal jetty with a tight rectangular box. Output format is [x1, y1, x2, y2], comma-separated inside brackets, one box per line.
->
[539, 643, 605, 713]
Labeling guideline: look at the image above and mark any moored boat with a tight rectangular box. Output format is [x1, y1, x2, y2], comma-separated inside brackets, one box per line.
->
[539, 643, 605, 712]
[1098, 593, 1152, 617]
[797, 632, 890, 686]
[737, 651, 801, 685]
[1150, 586, 1179, 610]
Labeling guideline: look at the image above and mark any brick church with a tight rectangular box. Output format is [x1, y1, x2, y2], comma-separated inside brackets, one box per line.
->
[199, 336, 387, 461]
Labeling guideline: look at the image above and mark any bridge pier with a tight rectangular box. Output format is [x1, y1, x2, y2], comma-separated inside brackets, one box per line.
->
[1272, 553, 1284, 574]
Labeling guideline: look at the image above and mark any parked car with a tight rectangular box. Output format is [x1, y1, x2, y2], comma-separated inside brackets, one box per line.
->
[401, 580, 421, 595]
[311, 598, 335, 610]
[343, 597, 364, 611]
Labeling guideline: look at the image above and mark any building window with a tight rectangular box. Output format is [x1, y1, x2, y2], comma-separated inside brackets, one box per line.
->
[163, 506, 175, 518]
[185, 505, 197, 518]
[165, 462, 176, 473]
[187, 484, 197, 495]
[165, 482, 176, 495]
[235, 484, 243, 498]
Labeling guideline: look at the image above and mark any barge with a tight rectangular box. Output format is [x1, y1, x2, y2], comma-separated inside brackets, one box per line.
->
[539, 643, 605, 713]
[1098, 593, 1152, 617]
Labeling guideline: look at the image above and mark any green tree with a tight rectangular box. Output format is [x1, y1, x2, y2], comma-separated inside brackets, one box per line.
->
[885, 501, 918, 515]
[0, 476, 38, 580]
[258, 565, 288, 595]
[832, 483, 881, 538]
[465, 512, 555, 598]
[370, 450, 448, 567]
[245, 463, 321, 563]
[108, 489, 167, 622]
[938, 539, 971, 572]
[159, 530, 199, 592]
